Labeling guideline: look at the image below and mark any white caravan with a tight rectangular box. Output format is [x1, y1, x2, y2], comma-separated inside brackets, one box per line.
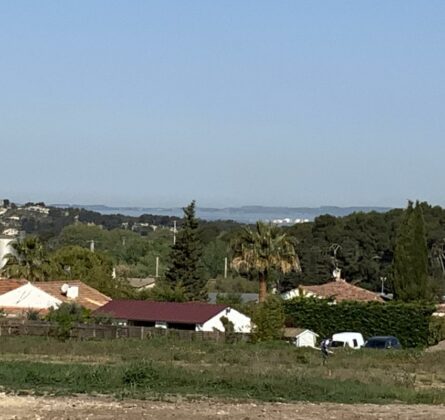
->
[330, 332, 364, 349]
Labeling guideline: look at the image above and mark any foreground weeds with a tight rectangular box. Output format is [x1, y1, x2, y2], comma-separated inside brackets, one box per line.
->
[0, 336, 444, 404]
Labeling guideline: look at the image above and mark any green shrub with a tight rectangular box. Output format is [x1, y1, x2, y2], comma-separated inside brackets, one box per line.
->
[428, 317, 445, 346]
[284, 298, 435, 348]
[26, 310, 41, 321]
[220, 316, 236, 343]
[252, 295, 285, 342]
[46, 303, 90, 340]
[122, 360, 159, 388]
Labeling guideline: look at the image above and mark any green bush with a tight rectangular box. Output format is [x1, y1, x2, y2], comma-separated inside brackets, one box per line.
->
[46, 303, 90, 340]
[220, 316, 236, 343]
[428, 317, 445, 346]
[284, 298, 435, 348]
[252, 295, 285, 342]
[122, 360, 159, 388]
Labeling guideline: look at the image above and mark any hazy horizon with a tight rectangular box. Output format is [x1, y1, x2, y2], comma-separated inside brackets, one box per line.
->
[2, 1, 444, 208]
[3, 195, 401, 210]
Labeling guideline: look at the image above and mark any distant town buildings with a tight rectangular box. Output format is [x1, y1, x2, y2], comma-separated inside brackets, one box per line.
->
[271, 218, 310, 226]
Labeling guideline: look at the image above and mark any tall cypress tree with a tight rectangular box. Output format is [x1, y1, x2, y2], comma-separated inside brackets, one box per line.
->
[165, 201, 207, 301]
[392, 201, 429, 301]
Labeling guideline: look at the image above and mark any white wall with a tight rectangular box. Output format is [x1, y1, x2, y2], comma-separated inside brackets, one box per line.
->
[0, 238, 15, 269]
[198, 307, 252, 333]
[0, 283, 61, 309]
[281, 288, 317, 300]
[295, 330, 318, 348]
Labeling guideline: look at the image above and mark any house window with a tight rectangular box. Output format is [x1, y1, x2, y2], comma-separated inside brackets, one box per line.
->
[167, 322, 196, 331]
[130, 320, 155, 327]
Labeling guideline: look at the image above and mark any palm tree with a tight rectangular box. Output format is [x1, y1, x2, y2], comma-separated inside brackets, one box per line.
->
[1, 236, 49, 281]
[231, 222, 301, 303]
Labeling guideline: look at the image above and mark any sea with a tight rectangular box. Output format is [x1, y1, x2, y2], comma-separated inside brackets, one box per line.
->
[68, 205, 392, 224]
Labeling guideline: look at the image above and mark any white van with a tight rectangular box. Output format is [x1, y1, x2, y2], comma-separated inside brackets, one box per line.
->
[330, 332, 364, 349]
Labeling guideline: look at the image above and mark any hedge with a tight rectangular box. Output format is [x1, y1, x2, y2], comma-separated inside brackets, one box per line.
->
[283, 298, 436, 348]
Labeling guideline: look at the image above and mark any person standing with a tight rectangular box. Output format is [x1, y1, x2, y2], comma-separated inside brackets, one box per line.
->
[320, 338, 330, 365]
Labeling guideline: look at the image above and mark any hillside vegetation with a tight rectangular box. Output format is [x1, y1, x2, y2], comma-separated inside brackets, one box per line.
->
[1, 200, 445, 300]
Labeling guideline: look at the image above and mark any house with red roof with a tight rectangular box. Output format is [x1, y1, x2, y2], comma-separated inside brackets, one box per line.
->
[0, 279, 111, 317]
[281, 274, 383, 303]
[95, 300, 252, 333]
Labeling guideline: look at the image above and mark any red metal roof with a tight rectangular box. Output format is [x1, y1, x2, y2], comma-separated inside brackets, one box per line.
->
[96, 300, 228, 324]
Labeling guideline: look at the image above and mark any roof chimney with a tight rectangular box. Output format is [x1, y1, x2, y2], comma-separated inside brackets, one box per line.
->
[333, 268, 342, 282]
[66, 286, 79, 299]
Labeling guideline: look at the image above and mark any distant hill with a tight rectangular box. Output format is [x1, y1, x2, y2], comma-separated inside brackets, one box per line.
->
[52, 204, 392, 224]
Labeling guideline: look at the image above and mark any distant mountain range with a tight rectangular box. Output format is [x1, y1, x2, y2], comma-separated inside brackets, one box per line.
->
[52, 204, 392, 224]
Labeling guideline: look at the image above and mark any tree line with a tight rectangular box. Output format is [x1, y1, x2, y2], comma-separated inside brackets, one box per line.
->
[1, 200, 444, 304]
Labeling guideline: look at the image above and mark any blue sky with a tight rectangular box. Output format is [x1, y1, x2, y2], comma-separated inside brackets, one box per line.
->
[1, 1, 444, 208]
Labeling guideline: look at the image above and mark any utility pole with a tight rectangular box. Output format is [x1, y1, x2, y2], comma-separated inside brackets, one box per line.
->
[173, 220, 177, 245]
[224, 257, 228, 279]
[155, 256, 159, 278]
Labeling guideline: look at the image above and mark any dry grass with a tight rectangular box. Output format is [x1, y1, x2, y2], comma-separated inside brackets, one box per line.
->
[0, 336, 444, 403]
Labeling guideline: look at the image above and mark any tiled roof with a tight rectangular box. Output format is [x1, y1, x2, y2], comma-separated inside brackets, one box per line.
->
[0, 279, 27, 295]
[127, 277, 156, 288]
[35, 281, 111, 310]
[0, 279, 111, 311]
[283, 327, 306, 338]
[301, 280, 383, 303]
[208, 292, 259, 304]
[0, 307, 49, 317]
[96, 300, 228, 324]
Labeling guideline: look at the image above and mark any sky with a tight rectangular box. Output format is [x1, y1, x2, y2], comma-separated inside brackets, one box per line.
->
[1, 1, 444, 208]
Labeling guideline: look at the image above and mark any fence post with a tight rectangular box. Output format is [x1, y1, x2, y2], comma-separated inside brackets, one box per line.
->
[140, 326, 144, 340]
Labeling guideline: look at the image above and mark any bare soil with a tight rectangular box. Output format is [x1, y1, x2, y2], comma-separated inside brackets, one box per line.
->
[0, 394, 445, 420]
[426, 340, 445, 352]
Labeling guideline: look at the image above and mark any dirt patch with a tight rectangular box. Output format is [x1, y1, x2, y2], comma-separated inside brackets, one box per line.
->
[426, 341, 445, 352]
[0, 394, 444, 420]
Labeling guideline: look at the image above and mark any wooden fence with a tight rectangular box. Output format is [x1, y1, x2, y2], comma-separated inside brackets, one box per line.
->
[0, 320, 249, 343]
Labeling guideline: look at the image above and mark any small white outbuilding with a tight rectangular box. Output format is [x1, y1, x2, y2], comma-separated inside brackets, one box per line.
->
[283, 328, 319, 348]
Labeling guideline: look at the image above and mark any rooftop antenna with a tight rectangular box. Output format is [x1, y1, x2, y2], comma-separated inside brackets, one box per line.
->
[333, 268, 342, 281]
[329, 243, 341, 270]
[60, 283, 69, 295]
[380, 276, 387, 295]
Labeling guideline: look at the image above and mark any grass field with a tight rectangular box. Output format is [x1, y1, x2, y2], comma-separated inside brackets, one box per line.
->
[0, 336, 444, 404]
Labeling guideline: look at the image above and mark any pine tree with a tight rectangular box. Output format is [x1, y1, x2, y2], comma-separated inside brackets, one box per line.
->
[392, 201, 429, 301]
[165, 201, 207, 301]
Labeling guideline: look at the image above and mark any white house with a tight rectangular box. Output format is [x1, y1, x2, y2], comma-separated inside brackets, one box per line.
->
[281, 278, 384, 303]
[96, 300, 252, 333]
[0, 280, 111, 316]
[283, 327, 319, 348]
[0, 237, 15, 269]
